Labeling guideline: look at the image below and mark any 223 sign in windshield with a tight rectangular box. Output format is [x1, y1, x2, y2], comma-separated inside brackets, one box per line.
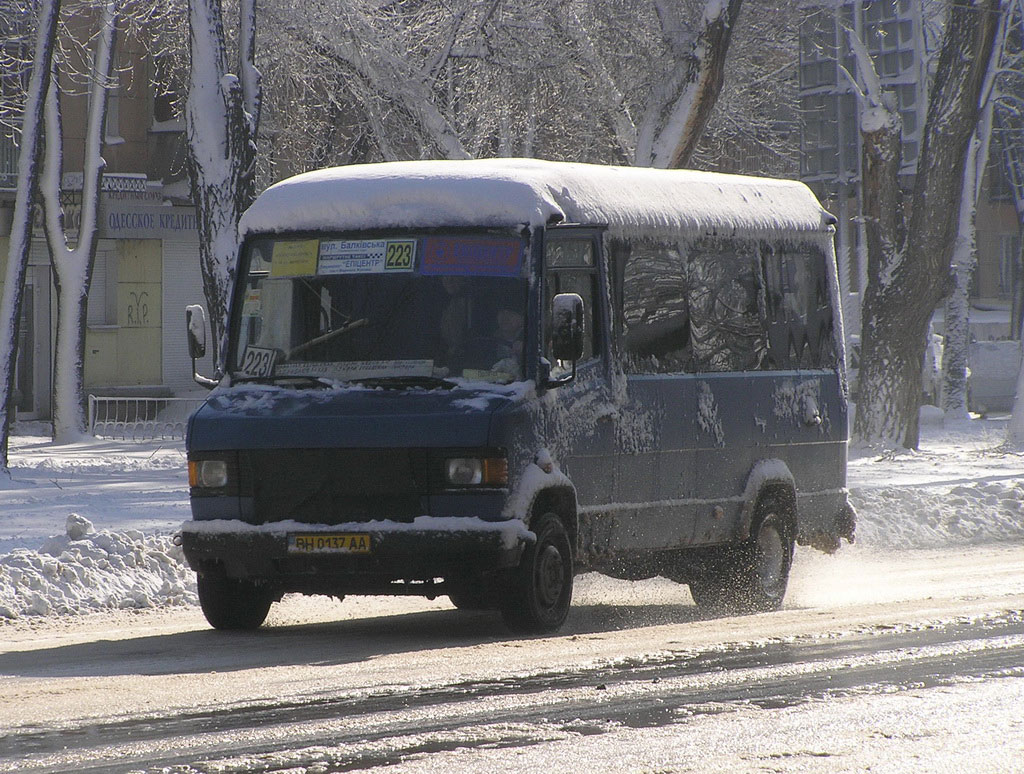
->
[319, 239, 416, 275]
[238, 346, 277, 378]
[384, 240, 414, 270]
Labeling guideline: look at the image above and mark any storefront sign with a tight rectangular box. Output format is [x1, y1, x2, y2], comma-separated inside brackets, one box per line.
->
[103, 202, 198, 239]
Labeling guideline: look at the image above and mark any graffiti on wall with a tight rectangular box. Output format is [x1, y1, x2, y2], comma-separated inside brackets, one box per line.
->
[126, 290, 149, 327]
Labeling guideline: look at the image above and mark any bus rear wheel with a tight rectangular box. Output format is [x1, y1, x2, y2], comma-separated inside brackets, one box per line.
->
[690, 509, 794, 616]
[501, 513, 573, 634]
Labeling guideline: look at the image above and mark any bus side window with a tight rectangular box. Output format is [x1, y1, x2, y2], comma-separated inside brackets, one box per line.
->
[687, 238, 768, 373]
[619, 239, 691, 374]
[545, 235, 602, 370]
[761, 243, 836, 369]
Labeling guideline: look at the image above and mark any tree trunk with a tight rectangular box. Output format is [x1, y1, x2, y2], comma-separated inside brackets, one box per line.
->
[185, 0, 261, 368]
[941, 140, 981, 421]
[0, 0, 60, 468]
[635, 0, 744, 169]
[854, 0, 1002, 449]
[50, 279, 91, 442]
[942, 9, 1004, 420]
[1007, 244, 1024, 444]
[41, 0, 119, 443]
[852, 100, 915, 446]
[941, 265, 971, 419]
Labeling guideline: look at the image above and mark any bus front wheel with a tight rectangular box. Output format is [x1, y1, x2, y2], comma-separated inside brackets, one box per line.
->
[501, 513, 573, 634]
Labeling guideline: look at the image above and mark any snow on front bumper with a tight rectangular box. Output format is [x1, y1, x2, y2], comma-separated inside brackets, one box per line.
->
[178, 516, 534, 586]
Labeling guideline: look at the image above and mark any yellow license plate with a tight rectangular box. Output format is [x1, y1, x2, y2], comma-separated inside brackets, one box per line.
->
[288, 533, 371, 554]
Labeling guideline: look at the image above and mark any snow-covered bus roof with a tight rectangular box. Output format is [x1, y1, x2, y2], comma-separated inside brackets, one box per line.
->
[239, 158, 835, 240]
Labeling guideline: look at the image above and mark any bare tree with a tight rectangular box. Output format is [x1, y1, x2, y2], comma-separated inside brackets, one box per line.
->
[941, 78, 1000, 421]
[39, 0, 120, 442]
[0, 0, 60, 468]
[854, 0, 1003, 448]
[184, 0, 260, 368]
[253, 0, 751, 181]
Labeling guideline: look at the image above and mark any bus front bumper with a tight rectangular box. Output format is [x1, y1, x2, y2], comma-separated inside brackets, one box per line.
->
[179, 517, 531, 595]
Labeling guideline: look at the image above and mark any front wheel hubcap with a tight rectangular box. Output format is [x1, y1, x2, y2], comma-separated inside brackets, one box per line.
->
[536, 544, 565, 607]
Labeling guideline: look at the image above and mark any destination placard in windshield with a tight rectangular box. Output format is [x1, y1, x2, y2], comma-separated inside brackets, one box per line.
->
[262, 235, 522, 277]
[420, 236, 522, 277]
[319, 239, 416, 275]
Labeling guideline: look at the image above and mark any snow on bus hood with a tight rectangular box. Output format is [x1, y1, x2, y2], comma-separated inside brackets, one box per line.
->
[187, 380, 533, 452]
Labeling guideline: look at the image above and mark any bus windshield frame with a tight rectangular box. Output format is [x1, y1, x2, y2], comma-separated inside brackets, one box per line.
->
[228, 228, 531, 387]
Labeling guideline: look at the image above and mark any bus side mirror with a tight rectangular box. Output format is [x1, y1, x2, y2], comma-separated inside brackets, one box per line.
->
[186, 305, 218, 389]
[543, 293, 584, 390]
[186, 304, 207, 359]
[551, 293, 585, 362]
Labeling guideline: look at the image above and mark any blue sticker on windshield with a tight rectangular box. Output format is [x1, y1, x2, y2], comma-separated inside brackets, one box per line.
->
[420, 237, 522, 277]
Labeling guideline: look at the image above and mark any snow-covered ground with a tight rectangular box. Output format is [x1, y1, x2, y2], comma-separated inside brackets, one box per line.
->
[0, 422, 194, 619]
[1, 414, 1023, 621]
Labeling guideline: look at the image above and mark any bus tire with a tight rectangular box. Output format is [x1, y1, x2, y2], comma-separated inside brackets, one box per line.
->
[690, 507, 794, 616]
[197, 574, 273, 630]
[501, 512, 573, 634]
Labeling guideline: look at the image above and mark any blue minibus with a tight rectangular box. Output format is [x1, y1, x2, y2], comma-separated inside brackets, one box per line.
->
[181, 159, 855, 633]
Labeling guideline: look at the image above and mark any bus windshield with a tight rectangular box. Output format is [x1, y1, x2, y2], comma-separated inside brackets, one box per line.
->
[231, 231, 529, 385]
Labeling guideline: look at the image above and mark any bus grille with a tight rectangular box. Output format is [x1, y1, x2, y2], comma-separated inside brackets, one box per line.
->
[241, 449, 430, 524]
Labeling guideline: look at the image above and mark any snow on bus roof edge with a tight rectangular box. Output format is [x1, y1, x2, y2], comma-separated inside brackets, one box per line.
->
[238, 158, 833, 239]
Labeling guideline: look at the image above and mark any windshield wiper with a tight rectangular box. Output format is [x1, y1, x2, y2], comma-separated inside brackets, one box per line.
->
[234, 374, 335, 388]
[287, 318, 368, 358]
[351, 375, 457, 391]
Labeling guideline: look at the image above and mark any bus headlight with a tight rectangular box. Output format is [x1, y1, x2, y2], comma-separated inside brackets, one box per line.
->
[189, 458, 230, 489]
[445, 456, 508, 487]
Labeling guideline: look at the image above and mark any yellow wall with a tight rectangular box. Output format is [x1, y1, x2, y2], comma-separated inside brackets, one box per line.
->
[85, 239, 162, 387]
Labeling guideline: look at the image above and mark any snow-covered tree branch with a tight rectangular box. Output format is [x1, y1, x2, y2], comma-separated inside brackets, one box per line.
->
[634, 0, 743, 168]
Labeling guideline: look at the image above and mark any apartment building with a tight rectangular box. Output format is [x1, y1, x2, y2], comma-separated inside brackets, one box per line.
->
[798, 0, 1022, 327]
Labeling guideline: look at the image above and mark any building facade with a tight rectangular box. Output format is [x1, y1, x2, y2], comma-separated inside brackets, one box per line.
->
[0, 10, 212, 422]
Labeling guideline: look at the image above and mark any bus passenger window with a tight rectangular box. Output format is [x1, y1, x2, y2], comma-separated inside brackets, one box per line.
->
[620, 240, 691, 374]
[687, 238, 768, 373]
[761, 244, 835, 369]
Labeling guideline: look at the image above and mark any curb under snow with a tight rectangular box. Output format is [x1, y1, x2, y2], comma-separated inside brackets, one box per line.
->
[849, 477, 1024, 550]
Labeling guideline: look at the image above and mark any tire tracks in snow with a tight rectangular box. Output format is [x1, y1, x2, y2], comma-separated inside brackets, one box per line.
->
[3, 611, 1024, 773]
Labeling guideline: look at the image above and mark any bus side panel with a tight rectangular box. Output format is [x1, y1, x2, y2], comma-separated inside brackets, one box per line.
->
[601, 374, 698, 552]
[577, 366, 848, 558]
[688, 369, 848, 546]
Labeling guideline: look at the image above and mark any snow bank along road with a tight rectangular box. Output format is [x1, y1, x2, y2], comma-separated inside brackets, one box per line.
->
[1, 422, 1023, 771]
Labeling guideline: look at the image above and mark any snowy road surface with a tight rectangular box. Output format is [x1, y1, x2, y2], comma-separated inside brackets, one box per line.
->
[1, 544, 1023, 773]
[2, 419, 1024, 771]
